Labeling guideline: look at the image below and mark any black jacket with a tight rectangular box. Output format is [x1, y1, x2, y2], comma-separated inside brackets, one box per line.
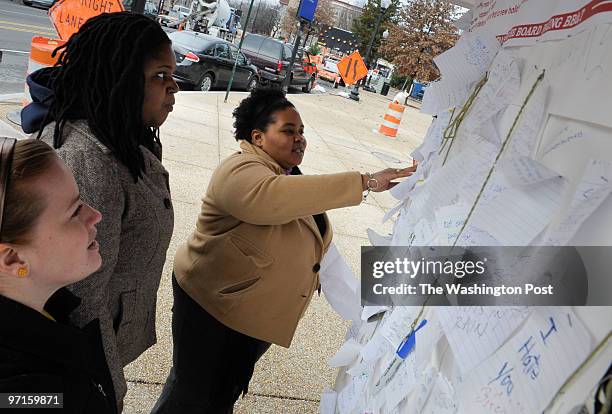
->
[0, 289, 117, 413]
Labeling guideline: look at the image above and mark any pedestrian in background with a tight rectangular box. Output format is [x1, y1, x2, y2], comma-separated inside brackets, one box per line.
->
[21, 12, 179, 411]
[0, 138, 115, 413]
[152, 88, 415, 413]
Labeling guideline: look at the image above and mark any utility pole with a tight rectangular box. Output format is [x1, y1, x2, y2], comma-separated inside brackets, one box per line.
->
[282, 19, 305, 93]
[225, 0, 256, 102]
[349, 0, 390, 101]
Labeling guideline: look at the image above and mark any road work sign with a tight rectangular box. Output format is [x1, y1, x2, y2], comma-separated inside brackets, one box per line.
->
[336, 51, 368, 86]
[49, 0, 125, 40]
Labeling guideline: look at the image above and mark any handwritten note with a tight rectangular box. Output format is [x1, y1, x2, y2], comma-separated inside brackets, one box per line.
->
[464, 49, 521, 132]
[540, 124, 585, 158]
[437, 307, 530, 375]
[421, 373, 458, 414]
[543, 158, 612, 245]
[499, 156, 564, 187]
[337, 373, 369, 414]
[458, 224, 502, 246]
[467, 174, 566, 245]
[435, 203, 469, 246]
[458, 307, 592, 414]
[412, 218, 437, 246]
[407, 366, 438, 414]
[379, 306, 420, 348]
[382, 351, 418, 411]
[360, 332, 392, 363]
[434, 33, 501, 86]
[505, 81, 549, 158]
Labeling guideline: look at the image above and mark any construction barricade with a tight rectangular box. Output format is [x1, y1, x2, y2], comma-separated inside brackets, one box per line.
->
[378, 101, 405, 138]
[23, 37, 65, 106]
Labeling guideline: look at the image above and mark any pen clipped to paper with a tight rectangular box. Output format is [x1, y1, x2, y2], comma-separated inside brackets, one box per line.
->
[374, 318, 428, 392]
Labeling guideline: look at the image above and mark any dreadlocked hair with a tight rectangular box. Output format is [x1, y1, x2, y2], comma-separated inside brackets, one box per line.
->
[38, 12, 170, 182]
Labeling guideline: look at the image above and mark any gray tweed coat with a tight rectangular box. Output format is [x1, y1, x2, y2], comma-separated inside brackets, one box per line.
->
[40, 120, 174, 405]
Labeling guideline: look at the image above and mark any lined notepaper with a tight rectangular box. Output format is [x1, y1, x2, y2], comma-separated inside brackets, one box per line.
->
[458, 307, 592, 414]
[437, 307, 530, 375]
[468, 174, 566, 245]
[434, 33, 500, 86]
[464, 49, 521, 132]
[543, 158, 612, 245]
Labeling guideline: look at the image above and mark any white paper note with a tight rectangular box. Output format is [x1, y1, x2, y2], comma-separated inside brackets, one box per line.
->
[421, 373, 458, 414]
[421, 79, 472, 115]
[320, 243, 362, 322]
[361, 305, 389, 321]
[379, 306, 420, 348]
[411, 110, 453, 164]
[505, 81, 549, 158]
[435, 203, 470, 246]
[543, 158, 612, 245]
[319, 389, 338, 414]
[464, 49, 521, 132]
[360, 332, 392, 363]
[329, 338, 362, 368]
[468, 175, 566, 245]
[367, 228, 393, 246]
[383, 351, 418, 411]
[499, 156, 564, 187]
[458, 307, 592, 414]
[437, 306, 530, 375]
[434, 33, 501, 86]
[337, 373, 369, 414]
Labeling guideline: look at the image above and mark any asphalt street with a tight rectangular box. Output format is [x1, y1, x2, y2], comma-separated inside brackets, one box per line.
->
[0, 0, 335, 96]
[0, 0, 56, 94]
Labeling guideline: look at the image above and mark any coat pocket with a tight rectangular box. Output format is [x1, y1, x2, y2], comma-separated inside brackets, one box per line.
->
[219, 276, 261, 295]
[215, 235, 273, 296]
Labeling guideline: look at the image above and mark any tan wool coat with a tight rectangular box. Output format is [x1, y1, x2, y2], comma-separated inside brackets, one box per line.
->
[174, 141, 363, 347]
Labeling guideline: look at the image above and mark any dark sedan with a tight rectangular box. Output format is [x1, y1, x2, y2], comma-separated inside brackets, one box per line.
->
[169, 31, 259, 92]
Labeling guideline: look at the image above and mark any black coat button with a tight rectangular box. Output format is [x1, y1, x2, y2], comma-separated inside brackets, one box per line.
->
[312, 263, 320, 273]
[164, 198, 172, 209]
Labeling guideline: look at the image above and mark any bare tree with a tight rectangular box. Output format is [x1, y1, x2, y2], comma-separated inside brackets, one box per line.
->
[281, 0, 336, 42]
[229, 0, 282, 36]
[381, 0, 459, 81]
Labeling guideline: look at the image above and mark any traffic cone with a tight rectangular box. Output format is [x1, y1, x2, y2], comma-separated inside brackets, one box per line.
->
[23, 37, 65, 107]
[378, 102, 405, 138]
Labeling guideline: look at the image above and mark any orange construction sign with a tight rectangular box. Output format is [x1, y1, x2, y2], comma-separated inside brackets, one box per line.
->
[336, 51, 368, 86]
[49, 0, 125, 41]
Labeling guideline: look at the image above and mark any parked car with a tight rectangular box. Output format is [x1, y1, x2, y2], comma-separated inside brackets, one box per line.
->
[159, 9, 189, 28]
[240, 34, 314, 92]
[169, 31, 259, 92]
[25, 0, 56, 8]
[144, 1, 158, 20]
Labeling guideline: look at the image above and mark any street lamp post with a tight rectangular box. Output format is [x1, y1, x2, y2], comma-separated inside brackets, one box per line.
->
[349, 0, 391, 102]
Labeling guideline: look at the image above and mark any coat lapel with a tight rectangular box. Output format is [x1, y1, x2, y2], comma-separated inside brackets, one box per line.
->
[240, 140, 328, 252]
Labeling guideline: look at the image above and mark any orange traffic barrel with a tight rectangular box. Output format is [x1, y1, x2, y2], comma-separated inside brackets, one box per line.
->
[378, 102, 405, 138]
[23, 37, 65, 106]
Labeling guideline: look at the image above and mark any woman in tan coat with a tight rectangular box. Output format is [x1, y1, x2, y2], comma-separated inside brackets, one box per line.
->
[153, 89, 415, 413]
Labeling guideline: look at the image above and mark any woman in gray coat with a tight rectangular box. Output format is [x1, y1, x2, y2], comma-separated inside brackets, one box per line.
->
[21, 13, 179, 411]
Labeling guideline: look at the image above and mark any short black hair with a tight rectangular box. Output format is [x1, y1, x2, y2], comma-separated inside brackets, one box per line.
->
[232, 88, 295, 142]
[38, 12, 170, 182]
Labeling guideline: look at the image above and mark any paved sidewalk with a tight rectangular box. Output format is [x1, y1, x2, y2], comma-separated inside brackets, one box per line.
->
[1, 89, 432, 413]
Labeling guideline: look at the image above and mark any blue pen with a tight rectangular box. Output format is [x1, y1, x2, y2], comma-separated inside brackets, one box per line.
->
[374, 319, 428, 391]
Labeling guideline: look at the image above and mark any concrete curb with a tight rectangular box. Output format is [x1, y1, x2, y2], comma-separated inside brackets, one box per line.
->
[0, 93, 25, 104]
[0, 119, 26, 139]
